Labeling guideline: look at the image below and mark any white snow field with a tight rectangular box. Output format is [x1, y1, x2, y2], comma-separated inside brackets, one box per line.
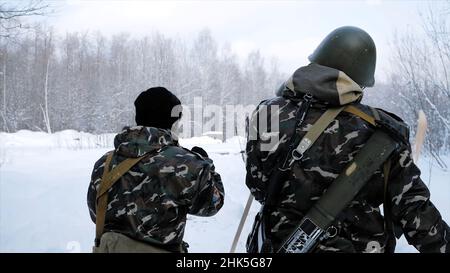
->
[0, 130, 448, 253]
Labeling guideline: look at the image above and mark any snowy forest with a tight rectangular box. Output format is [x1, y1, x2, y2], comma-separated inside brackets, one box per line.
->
[0, 26, 284, 133]
[0, 1, 449, 154]
[363, 2, 450, 164]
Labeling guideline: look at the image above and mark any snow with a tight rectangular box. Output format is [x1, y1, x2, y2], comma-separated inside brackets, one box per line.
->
[0, 131, 448, 253]
[0, 130, 115, 150]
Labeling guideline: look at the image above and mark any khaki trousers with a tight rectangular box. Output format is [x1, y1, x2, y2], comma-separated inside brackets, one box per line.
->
[93, 232, 171, 253]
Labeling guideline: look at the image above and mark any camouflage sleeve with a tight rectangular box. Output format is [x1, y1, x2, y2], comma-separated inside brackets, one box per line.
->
[387, 145, 450, 253]
[187, 158, 225, 217]
[245, 107, 266, 203]
[86, 154, 108, 223]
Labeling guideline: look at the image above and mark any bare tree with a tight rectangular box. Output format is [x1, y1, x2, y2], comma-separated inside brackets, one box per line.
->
[0, 1, 51, 132]
[0, 45, 8, 132]
[389, 1, 450, 166]
[41, 29, 52, 133]
[0, 0, 50, 38]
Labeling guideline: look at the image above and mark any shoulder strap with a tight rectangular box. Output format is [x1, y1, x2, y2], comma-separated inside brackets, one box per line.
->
[290, 106, 345, 163]
[94, 152, 146, 247]
[278, 130, 399, 253]
[292, 104, 381, 164]
[268, 105, 350, 207]
[96, 155, 146, 198]
[343, 105, 376, 126]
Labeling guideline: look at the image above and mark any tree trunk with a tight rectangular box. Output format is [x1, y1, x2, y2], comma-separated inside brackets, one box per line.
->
[2, 53, 5, 114]
[43, 36, 51, 134]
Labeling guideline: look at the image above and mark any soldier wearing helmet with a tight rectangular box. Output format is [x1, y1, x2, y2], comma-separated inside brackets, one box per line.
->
[247, 26, 449, 253]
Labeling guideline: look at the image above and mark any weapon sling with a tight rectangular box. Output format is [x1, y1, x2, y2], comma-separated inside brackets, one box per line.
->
[278, 128, 398, 253]
[257, 104, 346, 252]
[253, 103, 398, 253]
[95, 152, 146, 247]
[248, 103, 396, 252]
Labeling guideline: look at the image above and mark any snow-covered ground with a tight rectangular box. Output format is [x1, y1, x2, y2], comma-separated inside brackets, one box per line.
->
[0, 130, 448, 253]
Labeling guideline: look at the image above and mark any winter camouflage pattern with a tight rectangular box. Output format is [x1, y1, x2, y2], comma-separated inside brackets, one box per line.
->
[87, 126, 224, 251]
[246, 63, 450, 253]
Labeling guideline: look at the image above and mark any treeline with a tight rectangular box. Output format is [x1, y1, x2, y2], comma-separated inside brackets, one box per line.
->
[366, 2, 450, 162]
[0, 3, 449, 157]
[0, 26, 284, 134]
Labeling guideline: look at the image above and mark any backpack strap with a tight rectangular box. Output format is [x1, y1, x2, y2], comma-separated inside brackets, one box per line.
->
[343, 105, 376, 126]
[292, 104, 379, 165]
[289, 106, 345, 164]
[95, 152, 146, 247]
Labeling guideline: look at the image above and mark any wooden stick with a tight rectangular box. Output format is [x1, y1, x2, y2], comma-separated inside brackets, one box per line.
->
[229, 193, 254, 253]
[413, 110, 428, 162]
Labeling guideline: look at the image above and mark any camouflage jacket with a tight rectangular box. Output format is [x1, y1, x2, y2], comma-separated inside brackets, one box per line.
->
[87, 126, 224, 251]
[246, 63, 450, 253]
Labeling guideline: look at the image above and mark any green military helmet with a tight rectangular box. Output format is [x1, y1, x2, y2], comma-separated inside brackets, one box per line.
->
[309, 26, 376, 87]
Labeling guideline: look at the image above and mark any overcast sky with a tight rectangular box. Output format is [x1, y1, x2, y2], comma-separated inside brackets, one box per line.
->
[40, 0, 433, 83]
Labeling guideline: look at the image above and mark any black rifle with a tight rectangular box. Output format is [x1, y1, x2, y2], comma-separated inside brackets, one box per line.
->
[278, 130, 398, 253]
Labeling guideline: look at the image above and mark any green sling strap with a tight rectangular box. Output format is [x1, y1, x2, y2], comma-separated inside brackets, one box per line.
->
[342, 105, 392, 204]
[291, 104, 392, 212]
[291, 106, 345, 163]
[341, 105, 395, 243]
[345, 105, 397, 249]
[343, 105, 391, 195]
[343, 106, 392, 205]
[95, 152, 146, 247]
[290, 105, 377, 164]
[343, 105, 391, 203]
[277, 104, 399, 252]
[343, 105, 376, 126]
[279, 129, 398, 253]
[280, 105, 395, 251]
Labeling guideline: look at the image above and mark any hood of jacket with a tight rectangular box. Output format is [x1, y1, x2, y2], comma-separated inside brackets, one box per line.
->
[282, 63, 363, 106]
[114, 126, 177, 158]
